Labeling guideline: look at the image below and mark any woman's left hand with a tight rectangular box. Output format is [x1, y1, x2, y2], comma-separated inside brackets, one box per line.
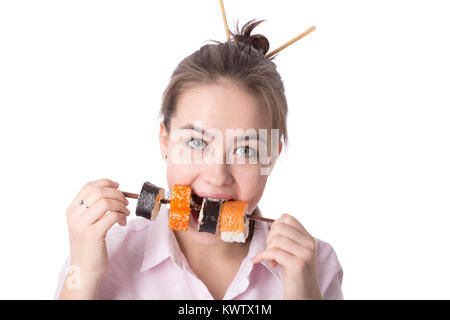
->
[251, 213, 322, 300]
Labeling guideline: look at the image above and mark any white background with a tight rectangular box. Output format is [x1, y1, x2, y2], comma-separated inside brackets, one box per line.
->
[0, 0, 449, 299]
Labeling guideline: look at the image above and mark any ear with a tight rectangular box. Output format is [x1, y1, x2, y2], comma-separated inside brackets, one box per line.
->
[159, 121, 169, 161]
[278, 140, 283, 156]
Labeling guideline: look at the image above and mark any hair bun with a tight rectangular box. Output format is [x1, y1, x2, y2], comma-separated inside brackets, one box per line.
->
[230, 19, 270, 55]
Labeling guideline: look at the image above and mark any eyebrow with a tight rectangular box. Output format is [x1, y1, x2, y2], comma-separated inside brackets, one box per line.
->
[235, 134, 266, 144]
[179, 123, 211, 138]
[179, 123, 267, 144]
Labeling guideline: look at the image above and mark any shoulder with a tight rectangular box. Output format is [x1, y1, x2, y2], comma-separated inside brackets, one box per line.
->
[106, 217, 152, 239]
[314, 238, 343, 272]
[314, 238, 344, 299]
[105, 217, 152, 257]
[314, 238, 341, 264]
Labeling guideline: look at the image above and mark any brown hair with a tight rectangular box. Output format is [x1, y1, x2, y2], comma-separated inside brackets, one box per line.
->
[159, 19, 289, 148]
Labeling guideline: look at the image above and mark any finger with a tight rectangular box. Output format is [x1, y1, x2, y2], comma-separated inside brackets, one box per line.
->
[266, 220, 315, 269]
[83, 187, 129, 209]
[272, 213, 312, 238]
[266, 234, 314, 261]
[81, 198, 130, 226]
[70, 178, 120, 211]
[266, 222, 306, 269]
[251, 247, 297, 267]
[69, 182, 122, 216]
[92, 211, 127, 238]
[77, 178, 120, 202]
[267, 222, 315, 250]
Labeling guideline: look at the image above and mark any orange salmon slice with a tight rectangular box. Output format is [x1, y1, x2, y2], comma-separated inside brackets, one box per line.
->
[220, 201, 247, 233]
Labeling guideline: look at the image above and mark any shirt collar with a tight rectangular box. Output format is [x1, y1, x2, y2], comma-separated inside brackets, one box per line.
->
[140, 203, 281, 279]
[241, 206, 282, 280]
[140, 205, 180, 271]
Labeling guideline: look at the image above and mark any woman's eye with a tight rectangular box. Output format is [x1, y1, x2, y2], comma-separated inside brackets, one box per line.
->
[187, 138, 207, 150]
[235, 146, 257, 158]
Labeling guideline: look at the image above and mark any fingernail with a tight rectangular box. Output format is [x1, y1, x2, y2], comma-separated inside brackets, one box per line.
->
[113, 181, 119, 187]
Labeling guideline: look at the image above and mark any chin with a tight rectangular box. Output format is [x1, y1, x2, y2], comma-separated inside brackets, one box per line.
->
[186, 210, 223, 245]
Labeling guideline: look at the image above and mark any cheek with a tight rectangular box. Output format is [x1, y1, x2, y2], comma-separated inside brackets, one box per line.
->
[165, 142, 199, 186]
[233, 166, 268, 208]
[166, 162, 201, 188]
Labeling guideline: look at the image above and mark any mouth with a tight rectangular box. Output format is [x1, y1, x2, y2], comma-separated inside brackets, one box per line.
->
[193, 191, 235, 201]
[189, 191, 235, 229]
[190, 208, 200, 224]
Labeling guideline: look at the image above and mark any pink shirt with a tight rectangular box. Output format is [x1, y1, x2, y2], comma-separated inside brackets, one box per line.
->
[55, 206, 344, 299]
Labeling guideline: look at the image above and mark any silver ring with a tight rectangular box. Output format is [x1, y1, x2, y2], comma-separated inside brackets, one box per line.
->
[78, 199, 89, 209]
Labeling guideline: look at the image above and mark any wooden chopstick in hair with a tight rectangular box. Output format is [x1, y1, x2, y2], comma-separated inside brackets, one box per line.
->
[219, 0, 231, 40]
[266, 25, 316, 58]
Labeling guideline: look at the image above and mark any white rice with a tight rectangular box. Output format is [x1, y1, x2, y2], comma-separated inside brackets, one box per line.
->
[220, 205, 249, 243]
[151, 188, 166, 221]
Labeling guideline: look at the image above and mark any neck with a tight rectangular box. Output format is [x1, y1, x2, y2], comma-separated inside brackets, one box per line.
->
[173, 230, 252, 266]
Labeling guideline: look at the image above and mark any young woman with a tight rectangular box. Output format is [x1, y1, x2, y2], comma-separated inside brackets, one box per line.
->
[56, 20, 344, 300]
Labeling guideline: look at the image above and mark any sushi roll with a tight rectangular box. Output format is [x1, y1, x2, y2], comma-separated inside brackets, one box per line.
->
[135, 182, 165, 221]
[190, 193, 203, 210]
[198, 198, 224, 234]
[168, 184, 192, 231]
[220, 201, 249, 243]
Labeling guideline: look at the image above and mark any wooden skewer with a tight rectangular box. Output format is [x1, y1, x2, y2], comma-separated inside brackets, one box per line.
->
[121, 190, 275, 223]
[122, 191, 139, 199]
[219, 0, 231, 41]
[247, 215, 275, 223]
[265, 25, 316, 58]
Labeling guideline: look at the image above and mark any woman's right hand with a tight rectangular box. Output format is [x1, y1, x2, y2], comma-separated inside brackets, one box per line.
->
[65, 178, 130, 283]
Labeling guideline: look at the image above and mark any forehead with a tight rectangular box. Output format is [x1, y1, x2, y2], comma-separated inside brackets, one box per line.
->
[170, 80, 270, 131]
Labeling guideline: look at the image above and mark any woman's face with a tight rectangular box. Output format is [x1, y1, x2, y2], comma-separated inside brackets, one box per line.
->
[159, 79, 281, 245]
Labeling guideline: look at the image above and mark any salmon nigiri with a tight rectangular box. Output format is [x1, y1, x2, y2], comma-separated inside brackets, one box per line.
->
[220, 200, 249, 243]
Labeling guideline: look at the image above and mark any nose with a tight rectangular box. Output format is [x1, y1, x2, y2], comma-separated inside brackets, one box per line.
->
[201, 163, 234, 186]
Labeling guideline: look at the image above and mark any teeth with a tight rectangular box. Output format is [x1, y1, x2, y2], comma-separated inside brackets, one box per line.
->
[193, 193, 234, 201]
[206, 197, 226, 202]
